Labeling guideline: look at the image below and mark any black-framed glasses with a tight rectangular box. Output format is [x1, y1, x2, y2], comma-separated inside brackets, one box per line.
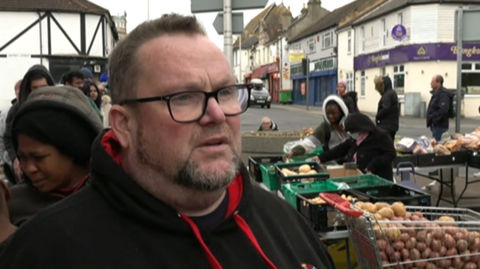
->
[120, 84, 253, 123]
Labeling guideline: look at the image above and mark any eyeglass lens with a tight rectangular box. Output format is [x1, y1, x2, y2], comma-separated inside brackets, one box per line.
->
[169, 85, 248, 122]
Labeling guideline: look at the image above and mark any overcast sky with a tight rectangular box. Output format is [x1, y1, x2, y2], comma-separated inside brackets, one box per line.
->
[90, 0, 355, 48]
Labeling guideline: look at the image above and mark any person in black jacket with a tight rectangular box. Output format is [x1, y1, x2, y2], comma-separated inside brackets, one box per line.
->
[0, 14, 336, 269]
[315, 113, 396, 181]
[3, 65, 55, 183]
[337, 81, 358, 113]
[426, 74, 450, 141]
[374, 76, 399, 141]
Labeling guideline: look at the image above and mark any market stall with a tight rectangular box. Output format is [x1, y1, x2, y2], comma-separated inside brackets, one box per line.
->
[394, 129, 480, 207]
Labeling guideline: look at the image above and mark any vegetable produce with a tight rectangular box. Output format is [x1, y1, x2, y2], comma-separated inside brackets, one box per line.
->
[308, 194, 356, 205]
[356, 201, 480, 268]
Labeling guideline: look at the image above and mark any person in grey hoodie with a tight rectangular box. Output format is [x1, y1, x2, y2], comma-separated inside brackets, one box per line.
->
[3, 65, 55, 183]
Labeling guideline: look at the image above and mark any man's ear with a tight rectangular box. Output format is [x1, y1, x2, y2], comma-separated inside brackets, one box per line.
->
[1, 181, 11, 202]
[109, 105, 136, 149]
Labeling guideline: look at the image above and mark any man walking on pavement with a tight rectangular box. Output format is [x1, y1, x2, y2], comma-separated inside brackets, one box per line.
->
[374, 76, 399, 141]
[426, 74, 451, 179]
[0, 14, 335, 269]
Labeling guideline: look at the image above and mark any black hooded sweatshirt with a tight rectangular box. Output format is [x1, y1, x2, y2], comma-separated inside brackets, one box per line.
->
[318, 113, 396, 181]
[375, 76, 399, 133]
[3, 65, 55, 162]
[0, 129, 336, 269]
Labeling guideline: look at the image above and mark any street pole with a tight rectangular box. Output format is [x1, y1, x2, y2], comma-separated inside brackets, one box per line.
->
[224, 0, 233, 67]
[147, 0, 150, 20]
[455, 8, 463, 133]
[239, 35, 242, 81]
[306, 56, 310, 111]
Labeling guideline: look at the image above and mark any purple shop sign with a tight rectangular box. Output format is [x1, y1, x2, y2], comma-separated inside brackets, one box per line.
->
[354, 43, 480, 70]
[391, 24, 407, 41]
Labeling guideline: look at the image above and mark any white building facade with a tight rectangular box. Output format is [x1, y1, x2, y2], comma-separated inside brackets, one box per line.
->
[351, 0, 480, 117]
[0, 1, 118, 102]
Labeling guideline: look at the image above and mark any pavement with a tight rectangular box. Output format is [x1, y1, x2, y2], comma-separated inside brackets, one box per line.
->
[241, 104, 480, 138]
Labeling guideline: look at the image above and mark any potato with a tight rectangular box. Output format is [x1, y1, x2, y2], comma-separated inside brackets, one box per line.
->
[414, 260, 427, 268]
[391, 202, 407, 217]
[461, 250, 471, 262]
[308, 170, 317, 174]
[457, 239, 469, 252]
[282, 168, 297, 176]
[432, 229, 445, 240]
[410, 248, 421, 260]
[435, 259, 451, 268]
[421, 247, 431, 259]
[374, 202, 390, 211]
[400, 248, 410, 260]
[298, 164, 311, 173]
[430, 239, 442, 252]
[430, 251, 440, 259]
[399, 233, 410, 243]
[416, 242, 427, 252]
[425, 262, 438, 269]
[470, 250, 480, 263]
[452, 257, 464, 268]
[393, 241, 404, 251]
[446, 247, 458, 256]
[463, 262, 478, 269]
[376, 239, 388, 251]
[377, 207, 395, 219]
[405, 237, 417, 250]
[438, 246, 447, 256]
[379, 251, 388, 261]
[443, 234, 456, 249]
[471, 237, 480, 251]
[416, 231, 427, 243]
[362, 202, 376, 213]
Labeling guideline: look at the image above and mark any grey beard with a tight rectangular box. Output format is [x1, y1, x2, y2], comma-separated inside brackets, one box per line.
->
[175, 154, 240, 192]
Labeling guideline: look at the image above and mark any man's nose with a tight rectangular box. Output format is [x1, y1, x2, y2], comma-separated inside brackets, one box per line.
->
[198, 98, 226, 125]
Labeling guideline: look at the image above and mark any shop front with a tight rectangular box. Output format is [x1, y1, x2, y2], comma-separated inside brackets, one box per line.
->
[290, 57, 338, 106]
[251, 61, 281, 102]
[354, 42, 480, 116]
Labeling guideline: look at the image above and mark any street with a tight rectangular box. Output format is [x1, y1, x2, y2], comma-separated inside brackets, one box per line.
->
[242, 104, 480, 138]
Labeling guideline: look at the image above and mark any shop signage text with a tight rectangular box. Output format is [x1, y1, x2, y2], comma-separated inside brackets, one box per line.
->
[354, 43, 480, 70]
[312, 58, 336, 71]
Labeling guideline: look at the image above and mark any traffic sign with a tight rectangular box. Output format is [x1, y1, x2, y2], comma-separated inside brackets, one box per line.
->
[454, 7, 480, 43]
[213, 12, 244, 35]
[191, 0, 269, 13]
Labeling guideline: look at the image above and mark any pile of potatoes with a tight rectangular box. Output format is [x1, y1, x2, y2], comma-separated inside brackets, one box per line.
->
[281, 164, 319, 183]
[355, 201, 480, 269]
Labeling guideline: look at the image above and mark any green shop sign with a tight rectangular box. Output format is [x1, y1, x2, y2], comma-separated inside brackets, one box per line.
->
[312, 58, 336, 71]
[290, 64, 303, 76]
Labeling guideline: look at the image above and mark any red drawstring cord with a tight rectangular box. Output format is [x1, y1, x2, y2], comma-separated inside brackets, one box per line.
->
[180, 213, 278, 269]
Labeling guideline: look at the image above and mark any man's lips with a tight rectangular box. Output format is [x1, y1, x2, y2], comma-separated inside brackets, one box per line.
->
[199, 136, 228, 146]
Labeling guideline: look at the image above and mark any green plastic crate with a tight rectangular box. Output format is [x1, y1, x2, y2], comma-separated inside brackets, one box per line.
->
[327, 174, 394, 190]
[282, 181, 336, 209]
[260, 164, 278, 190]
[283, 147, 324, 162]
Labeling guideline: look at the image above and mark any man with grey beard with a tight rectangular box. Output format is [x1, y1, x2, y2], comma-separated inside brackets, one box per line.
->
[0, 14, 335, 269]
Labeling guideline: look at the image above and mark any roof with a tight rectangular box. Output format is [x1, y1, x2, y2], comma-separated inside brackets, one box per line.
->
[0, 0, 109, 14]
[353, 0, 480, 25]
[233, 3, 292, 48]
[234, 36, 259, 50]
[289, 0, 367, 43]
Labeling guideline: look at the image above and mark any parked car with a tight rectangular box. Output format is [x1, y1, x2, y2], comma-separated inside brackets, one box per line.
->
[250, 78, 271, 109]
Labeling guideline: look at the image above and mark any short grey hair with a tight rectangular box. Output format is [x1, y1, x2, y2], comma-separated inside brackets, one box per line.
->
[108, 14, 207, 105]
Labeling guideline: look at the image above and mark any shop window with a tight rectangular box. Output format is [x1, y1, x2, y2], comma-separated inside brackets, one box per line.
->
[308, 37, 316, 53]
[359, 26, 365, 52]
[380, 19, 386, 47]
[461, 62, 480, 94]
[393, 65, 405, 94]
[360, 71, 366, 97]
[292, 43, 301, 50]
[346, 72, 354, 92]
[380, 67, 386, 76]
[322, 31, 332, 49]
[347, 31, 352, 54]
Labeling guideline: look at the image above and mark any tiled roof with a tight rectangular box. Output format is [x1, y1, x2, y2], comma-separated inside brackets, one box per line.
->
[353, 0, 480, 25]
[289, 0, 368, 43]
[0, 0, 109, 14]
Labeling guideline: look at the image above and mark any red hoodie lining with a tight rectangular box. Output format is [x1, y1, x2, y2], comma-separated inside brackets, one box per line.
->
[50, 174, 89, 198]
[101, 130, 277, 269]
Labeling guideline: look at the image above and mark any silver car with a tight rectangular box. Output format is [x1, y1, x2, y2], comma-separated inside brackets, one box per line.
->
[249, 79, 271, 109]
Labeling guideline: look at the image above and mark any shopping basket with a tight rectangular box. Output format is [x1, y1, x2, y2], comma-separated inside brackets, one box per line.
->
[320, 192, 480, 269]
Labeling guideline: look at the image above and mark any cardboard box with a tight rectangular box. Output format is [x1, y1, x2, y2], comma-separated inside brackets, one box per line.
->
[327, 163, 362, 178]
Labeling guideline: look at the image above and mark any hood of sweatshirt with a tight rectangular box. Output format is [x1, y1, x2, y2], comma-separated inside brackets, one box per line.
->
[18, 65, 55, 105]
[322, 95, 349, 126]
[90, 129, 277, 269]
